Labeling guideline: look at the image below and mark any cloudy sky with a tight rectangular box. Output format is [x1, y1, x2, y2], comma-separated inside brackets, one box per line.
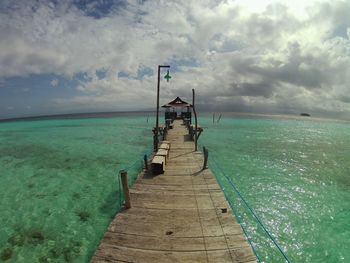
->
[1, 0, 350, 119]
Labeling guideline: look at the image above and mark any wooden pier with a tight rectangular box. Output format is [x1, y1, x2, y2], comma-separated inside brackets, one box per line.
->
[91, 119, 257, 263]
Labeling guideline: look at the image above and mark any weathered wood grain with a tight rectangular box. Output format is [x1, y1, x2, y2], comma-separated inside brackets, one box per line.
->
[91, 120, 256, 263]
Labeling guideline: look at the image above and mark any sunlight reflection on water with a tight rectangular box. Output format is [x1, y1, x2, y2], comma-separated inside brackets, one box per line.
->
[199, 116, 350, 263]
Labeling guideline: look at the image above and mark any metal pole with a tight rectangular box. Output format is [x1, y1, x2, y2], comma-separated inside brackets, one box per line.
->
[155, 66, 160, 152]
[155, 65, 170, 152]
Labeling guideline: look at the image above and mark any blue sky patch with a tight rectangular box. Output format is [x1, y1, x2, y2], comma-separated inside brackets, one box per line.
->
[118, 65, 154, 79]
[96, 68, 108, 80]
[168, 58, 200, 72]
[73, 0, 126, 18]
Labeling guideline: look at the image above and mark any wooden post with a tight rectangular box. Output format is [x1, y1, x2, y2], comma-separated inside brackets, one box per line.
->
[144, 155, 148, 170]
[192, 89, 198, 151]
[120, 170, 131, 209]
[162, 127, 167, 140]
[153, 130, 157, 152]
[217, 114, 222, 123]
[155, 65, 170, 152]
[203, 147, 208, 170]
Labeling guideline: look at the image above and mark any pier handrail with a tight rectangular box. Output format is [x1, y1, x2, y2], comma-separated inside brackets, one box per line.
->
[201, 145, 292, 263]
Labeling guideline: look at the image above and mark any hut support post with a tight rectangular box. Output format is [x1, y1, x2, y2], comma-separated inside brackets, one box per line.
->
[192, 89, 198, 151]
[120, 170, 131, 209]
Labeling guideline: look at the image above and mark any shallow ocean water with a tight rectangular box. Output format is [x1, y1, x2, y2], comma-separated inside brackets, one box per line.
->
[199, 115, 350, 263]
[0, 116, 152, 262]
[0, 114, 349, 262]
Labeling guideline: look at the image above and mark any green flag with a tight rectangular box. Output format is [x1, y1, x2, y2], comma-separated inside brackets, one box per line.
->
[164, 70, 171, 82]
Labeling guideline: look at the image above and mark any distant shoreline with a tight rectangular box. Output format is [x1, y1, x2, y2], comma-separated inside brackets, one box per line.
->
[0, 111, 156, 123]
[1, 110, 349, 123]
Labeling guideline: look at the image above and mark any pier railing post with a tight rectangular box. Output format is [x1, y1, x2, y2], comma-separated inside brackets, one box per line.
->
[144, 155, 148, 170]
[192, 89, 198, 151]
[162, 127, 167, 140]
[120, 170, 131, 209]
[203, 147, 208, 170]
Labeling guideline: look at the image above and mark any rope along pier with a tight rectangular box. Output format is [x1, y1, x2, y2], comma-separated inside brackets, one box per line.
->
[207, 149, 292, 263]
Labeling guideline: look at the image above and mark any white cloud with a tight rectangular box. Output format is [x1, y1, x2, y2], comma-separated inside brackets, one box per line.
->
[1, 0, 350, 117]
[50, 78, 59, 87]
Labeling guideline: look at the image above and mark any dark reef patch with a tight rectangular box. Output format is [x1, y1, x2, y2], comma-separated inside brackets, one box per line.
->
[5, 226, 83, 262]
[1, 247, 13, 261]
[99, 191, 118, 216]
[77, 211, 90, 222]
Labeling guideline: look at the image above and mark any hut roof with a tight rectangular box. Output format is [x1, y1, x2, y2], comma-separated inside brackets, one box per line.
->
[162, 97, 192, 108]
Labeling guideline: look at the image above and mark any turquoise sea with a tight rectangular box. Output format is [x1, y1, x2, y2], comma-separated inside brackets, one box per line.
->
[0, 115, 152, 262]
[199, 114, 350, 263]
[0, 113, 349, 262]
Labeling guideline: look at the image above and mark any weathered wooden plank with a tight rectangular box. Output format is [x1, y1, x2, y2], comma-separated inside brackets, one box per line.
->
[91, 119, 257, 263]
[129, 188, 222, 196]
[93, 244, 209, 263]
[93, 244, 255, 263]
[231, 246, 258, 262]
[131, 182, 221, 192]
[99, 232, 250, 252]
[137, 175, 217, 185]
[101, 232, 206, 251]
[156, 148, 169, 159]
[159, 142, 170, 150]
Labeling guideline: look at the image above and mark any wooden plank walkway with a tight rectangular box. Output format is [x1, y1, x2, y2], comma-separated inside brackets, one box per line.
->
[91, 120, 257, 263]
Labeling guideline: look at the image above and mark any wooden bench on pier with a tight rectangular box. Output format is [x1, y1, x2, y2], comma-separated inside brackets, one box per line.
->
[151, 155, 165, 174]
[159, 140, 170, 150]
[151, 141, 171, 174]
